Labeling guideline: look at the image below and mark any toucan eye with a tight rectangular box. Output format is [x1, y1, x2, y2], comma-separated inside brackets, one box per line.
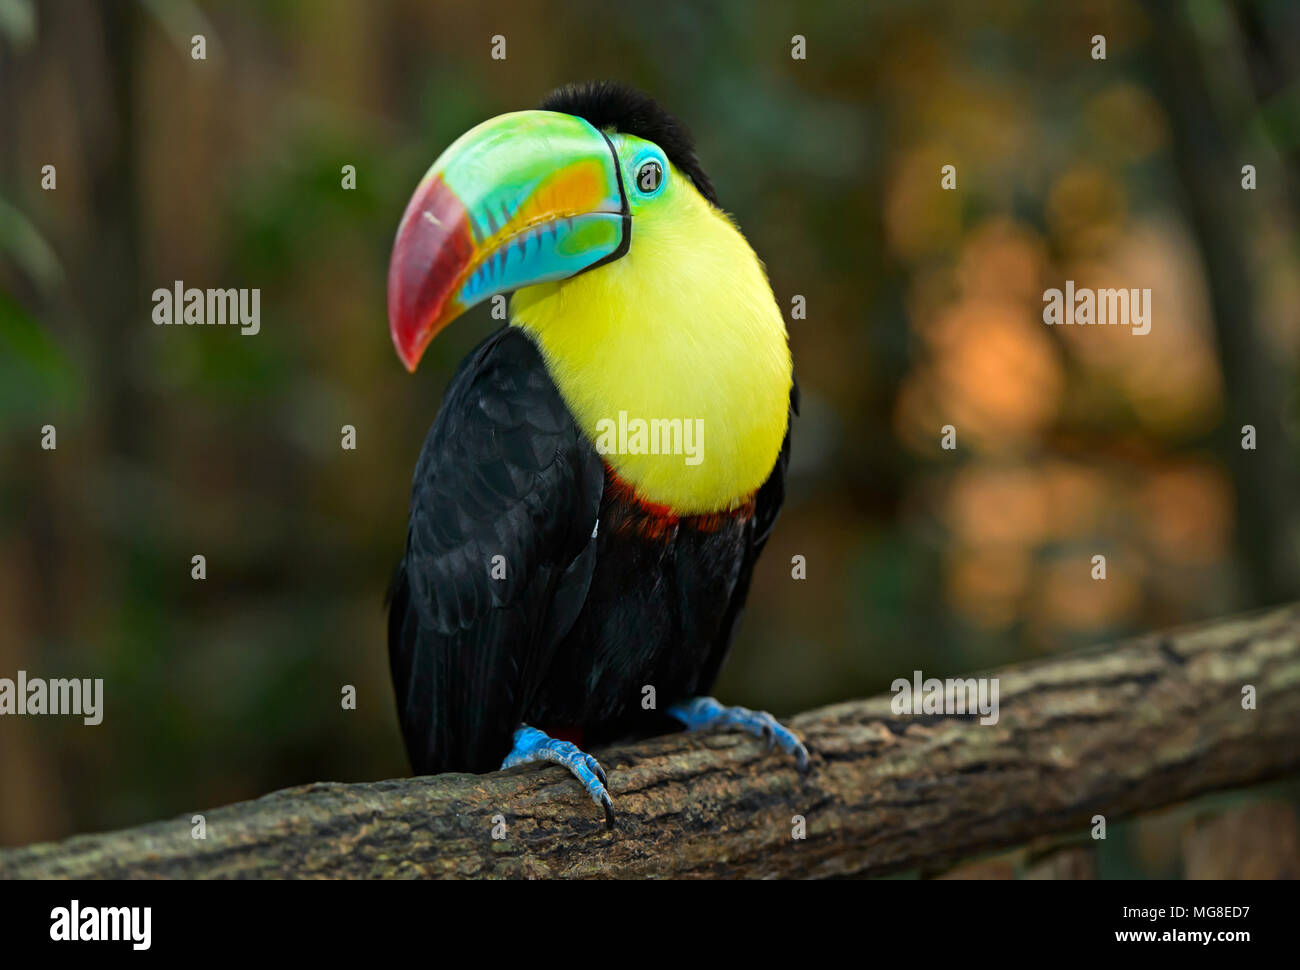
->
[636, 159, 663, 194]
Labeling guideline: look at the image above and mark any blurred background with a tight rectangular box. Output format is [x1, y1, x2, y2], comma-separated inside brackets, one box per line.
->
[1, 0, 1298, 876]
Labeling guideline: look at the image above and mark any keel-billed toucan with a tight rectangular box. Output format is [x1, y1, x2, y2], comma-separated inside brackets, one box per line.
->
[386, 82, 805, 821]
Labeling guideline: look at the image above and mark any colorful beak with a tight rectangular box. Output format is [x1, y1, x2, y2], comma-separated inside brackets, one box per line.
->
[387, 110, 630, 372]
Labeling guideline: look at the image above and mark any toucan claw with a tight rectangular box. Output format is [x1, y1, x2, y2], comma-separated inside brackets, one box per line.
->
[501, 725, 616, 825]
[667, 696, 811, 774]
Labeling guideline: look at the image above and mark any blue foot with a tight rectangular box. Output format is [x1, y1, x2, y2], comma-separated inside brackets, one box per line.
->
[668, 696, 810, 772]
[500, 726, 614, 824]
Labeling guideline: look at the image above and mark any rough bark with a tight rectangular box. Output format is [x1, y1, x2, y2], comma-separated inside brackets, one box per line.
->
[2, 603, 1299, 879]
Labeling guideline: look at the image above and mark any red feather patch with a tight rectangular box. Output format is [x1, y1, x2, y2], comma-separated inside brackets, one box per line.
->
[603, 464, 754, 540]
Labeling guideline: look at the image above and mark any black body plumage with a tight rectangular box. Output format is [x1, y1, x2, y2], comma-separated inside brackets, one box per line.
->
[388, 328, 794, 773]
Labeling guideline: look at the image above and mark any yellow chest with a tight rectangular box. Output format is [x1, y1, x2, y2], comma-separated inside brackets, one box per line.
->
[511, 200, 791, 514]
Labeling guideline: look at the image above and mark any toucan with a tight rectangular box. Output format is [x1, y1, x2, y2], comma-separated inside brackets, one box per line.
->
[386, 81, 805, 822]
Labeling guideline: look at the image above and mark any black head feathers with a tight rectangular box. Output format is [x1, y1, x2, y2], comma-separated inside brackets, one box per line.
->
[540, 81, 718, 206]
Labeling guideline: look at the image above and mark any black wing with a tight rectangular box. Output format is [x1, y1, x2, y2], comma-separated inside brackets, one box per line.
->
[388, 327, 605, 774]
[693, 375, 798, 692]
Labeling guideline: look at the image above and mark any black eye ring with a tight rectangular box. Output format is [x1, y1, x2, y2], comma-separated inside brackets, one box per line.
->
[636, 159, 663, 194]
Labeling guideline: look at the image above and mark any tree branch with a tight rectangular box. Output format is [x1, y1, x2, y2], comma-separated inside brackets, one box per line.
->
[3, 603, 1299, 878]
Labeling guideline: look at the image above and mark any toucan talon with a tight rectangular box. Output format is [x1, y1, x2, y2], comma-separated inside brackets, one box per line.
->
[667, 696, 810, 772]
[501, 726, 614, 822]
[784, 744, 810, 774]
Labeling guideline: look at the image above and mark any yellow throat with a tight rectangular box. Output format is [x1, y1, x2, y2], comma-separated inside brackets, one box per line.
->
[511, 165, 792, 515]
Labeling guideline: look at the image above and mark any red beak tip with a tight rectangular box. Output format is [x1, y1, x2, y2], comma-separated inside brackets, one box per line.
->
[386, 172, 474, 372]
[391, 330, 422, 373]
